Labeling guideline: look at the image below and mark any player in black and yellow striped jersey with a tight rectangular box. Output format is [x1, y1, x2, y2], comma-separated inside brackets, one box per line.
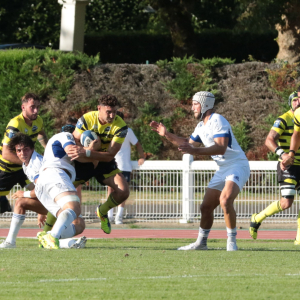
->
[250, 91, 300, 241]
[0, 93, 48, 214]
[68, 94, 129, 234]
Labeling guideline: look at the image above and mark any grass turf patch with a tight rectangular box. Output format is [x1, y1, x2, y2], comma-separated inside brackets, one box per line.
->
[0, 238, 299, 299]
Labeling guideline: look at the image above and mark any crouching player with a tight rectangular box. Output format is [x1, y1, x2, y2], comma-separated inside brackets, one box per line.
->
[0, 133, 86, 249]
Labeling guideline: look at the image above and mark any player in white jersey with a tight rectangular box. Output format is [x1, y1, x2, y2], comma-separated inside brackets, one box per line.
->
[0, 133, 87, 249]
[150, 91, 250, 251]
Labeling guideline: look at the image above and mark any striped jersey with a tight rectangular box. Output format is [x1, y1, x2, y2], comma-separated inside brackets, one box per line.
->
[272, 110, 300, 165]
[0, 113, 44, 172]
[75, 111, 128, 152]
[190, 113, 248, 167]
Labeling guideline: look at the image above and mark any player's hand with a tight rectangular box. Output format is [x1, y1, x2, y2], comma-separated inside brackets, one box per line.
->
[138, 158, 145, 166]
[11, 190, 25, 200]
[87, 138, 101, 151]
[281, 154, 294, 168]
[178, 142, 197, 155]
[149, 121, 166, 137]
[37, 214, 46, 228]
[66, 145, 86, 160]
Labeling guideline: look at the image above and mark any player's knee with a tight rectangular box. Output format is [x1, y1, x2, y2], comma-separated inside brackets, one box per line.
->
[74, 217, 85, 235]
[280, 197, 294, 209]
[219, 197, 232, 212]
[200, 203, 214, 215]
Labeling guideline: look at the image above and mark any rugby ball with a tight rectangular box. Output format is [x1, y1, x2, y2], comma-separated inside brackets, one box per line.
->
[80, 130, 98, 147]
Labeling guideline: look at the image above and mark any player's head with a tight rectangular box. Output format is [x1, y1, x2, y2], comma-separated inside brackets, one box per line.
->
[8, 133, 34, 165]
[288, 91, 298, 111]
[192, 91, 215, 120]
[97, 94, 119, 124]
[61, 117, 78, 133]
[21, 93, 40, 121]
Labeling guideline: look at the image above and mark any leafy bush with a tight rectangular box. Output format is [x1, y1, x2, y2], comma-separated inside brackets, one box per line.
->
[0, 49, 99, 153]
[232, 119, 251, 152]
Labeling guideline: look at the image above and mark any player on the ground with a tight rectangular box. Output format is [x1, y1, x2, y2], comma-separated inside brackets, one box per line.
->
[0, 93, 48, 214]
[67, 94, 130, 235]
[150, 91, 250, 251]
[249, 91, 300, 242]
[107, 111, 145, 224]
[281, 87, 300, 244]
[0, 133, 86, 249]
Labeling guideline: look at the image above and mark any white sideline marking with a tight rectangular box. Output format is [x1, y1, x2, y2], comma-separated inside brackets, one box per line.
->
[1, 273, 299, 285]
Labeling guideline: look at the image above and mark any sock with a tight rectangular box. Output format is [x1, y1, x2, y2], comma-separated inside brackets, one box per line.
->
[255, 201, 283, 223]
[296, 210, 300, 241]
[196, 227, 210, 246]
[43, 212, 57, 232]
[59, 238, 77, 248]
[227, 227, 237, 243]
[6, 213, 26, 244]
[117, 206, 124, 218]
[99, 194, 119, 216]
[50, 209, 77, 239]
[108, 208, 114, 219]
[59, 223, 76, 239]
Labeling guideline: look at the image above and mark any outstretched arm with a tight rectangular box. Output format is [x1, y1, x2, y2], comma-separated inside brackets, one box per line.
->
[135, 141, 145, 166]
[149, 121, 188, 146]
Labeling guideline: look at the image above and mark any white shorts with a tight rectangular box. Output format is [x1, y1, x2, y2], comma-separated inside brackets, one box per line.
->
[35, 168, 76, 216]
[208, 163, 250, 192]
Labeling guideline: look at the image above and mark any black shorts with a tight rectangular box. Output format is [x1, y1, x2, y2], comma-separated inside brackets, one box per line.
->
[0, 169, 29, 196]
[121, 171, 131, 183]
[277, 162, 300, 197]
[74, 159, 121, 186]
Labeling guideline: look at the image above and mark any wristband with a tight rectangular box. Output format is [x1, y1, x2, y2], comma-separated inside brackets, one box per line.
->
[24, 191, 31, 198]
[289, 150, 296, 155]
[86, 149, 91, 157]
[275, 147, 285, 157]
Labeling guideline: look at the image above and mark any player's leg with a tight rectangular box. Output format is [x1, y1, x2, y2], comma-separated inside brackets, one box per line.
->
[178, 188, 221, 250]
[250, 163, 295, 239]
[107, 186, 115, 223]
[115, 171, 131, 224]
[0, 197, 47, 248]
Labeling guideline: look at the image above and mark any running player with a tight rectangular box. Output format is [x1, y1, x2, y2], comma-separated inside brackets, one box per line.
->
[250, 91, 300, 242]
[67, 94, 130, 235]
[150, 91, 250, 251]
[0, 133, 86, 249]
[0, 93, 47, 214]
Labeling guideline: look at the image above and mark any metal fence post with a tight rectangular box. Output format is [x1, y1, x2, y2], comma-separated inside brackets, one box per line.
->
[180, 154, 194, 223]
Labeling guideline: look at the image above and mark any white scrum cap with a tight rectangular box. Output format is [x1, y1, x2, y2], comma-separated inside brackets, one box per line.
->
[192, 91, 215, 116]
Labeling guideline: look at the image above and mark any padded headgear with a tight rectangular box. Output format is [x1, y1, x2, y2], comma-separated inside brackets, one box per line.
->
[288, 91, 298, 110]
[192, 91, 215, 119]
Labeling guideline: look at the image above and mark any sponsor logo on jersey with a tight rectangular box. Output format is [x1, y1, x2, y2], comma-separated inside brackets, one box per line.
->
[8, 129, 16, 139]
[24, 128, 28, 134]
[76, 119, 83, 129]
[104, 126, 111, 132]
[67, 134, 73, 141]
[32, 125, 38, 132]
[273, 120, 281, 128]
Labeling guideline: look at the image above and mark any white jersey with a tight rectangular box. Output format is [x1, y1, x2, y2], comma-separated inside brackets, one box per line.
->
[115, 128, 138, 172]
[190, 113, 248, 167]
[40, 132, 76, 181]
[22, 150, 43, 183]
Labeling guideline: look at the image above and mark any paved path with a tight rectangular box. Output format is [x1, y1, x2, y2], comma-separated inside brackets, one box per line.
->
[0, 228, 296, 240]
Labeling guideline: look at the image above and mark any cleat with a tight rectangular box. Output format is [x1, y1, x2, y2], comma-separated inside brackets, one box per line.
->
[249, 213, 261, 240]
[96, 204, 111, 234]
[115, 215, 123, 225]
[177, 242, 208, 250]
[37, 231, 47, 248]
[71, 236, 87, 249]
[227, 241, 238, 251]
[41, 233, 59, 249]
[294, 239, 300, 245]
[0, 240, 16, 249]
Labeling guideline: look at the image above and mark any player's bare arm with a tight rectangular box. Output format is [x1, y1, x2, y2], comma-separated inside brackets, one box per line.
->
[37, 130, 48, 148]
[149, 121, 188, 146]
[282, 130, 300, 167]
[2, 144, 22, 165]
[179, 137, 228, 156]
[135, 141, 145, 166]
[265, 130, 280, 152]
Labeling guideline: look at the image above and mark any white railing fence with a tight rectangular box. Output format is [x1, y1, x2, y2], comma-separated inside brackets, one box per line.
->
[0, 155, 296, 223]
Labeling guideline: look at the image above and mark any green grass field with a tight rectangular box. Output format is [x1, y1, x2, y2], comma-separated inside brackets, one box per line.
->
[1, 238, 300, 299]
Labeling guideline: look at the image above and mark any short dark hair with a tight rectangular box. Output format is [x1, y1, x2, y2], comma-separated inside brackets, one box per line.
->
[116, 111, 124, 119]
[8, 133, 34, 152]
[98, 94, 119, 107]
[61, 117, 78, 133]
[21, 93, 40, 104]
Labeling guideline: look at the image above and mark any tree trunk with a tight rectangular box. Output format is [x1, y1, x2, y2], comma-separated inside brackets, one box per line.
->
[276, 4, 300, 63]
[148, 1, 197, 58]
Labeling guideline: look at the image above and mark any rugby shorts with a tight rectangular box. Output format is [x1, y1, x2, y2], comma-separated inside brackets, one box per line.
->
[277, 162, 300, 198]
[0, 169, 30, 196]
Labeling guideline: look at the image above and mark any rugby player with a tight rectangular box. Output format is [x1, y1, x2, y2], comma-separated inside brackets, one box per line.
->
[0, 133, 86, 249]
[0, 93, 47, 214]
[250, 91, 300, 242]
[150, 91, 250, 251]
[67, 94, 130, 234]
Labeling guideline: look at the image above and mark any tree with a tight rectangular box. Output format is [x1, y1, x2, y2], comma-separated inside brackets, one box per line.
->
[237, 0, 300, 63]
